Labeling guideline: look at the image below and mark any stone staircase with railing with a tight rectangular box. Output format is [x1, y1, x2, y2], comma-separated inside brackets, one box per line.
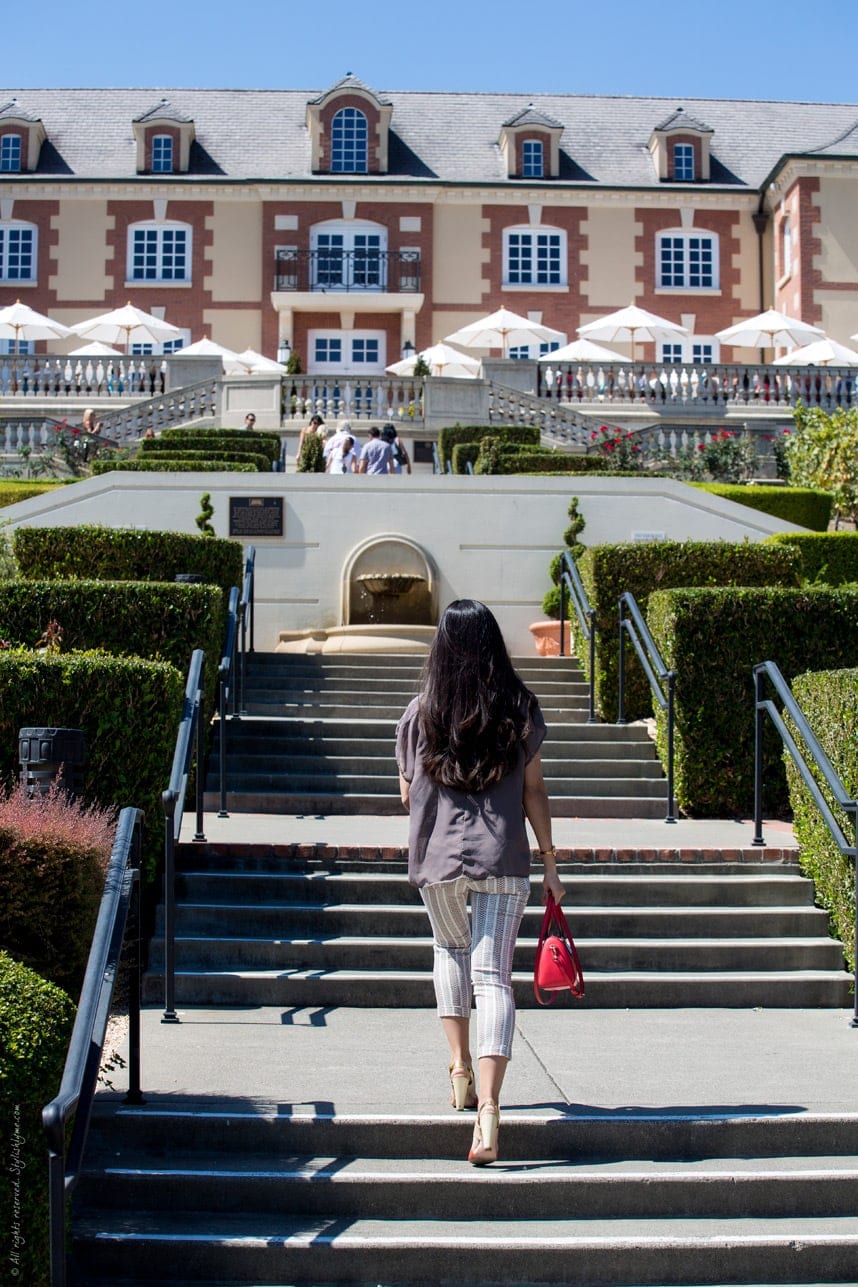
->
[68, 650, 857, 1286]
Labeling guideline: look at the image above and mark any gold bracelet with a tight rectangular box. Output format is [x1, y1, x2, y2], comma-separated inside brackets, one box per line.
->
[537, 846, 557, 857]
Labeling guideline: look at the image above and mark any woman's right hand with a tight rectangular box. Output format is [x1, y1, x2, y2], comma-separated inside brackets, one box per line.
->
[543, 869, 566, 905]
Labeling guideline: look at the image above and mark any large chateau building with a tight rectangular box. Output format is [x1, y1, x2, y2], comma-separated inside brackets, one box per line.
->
[1, 75, 858, 371]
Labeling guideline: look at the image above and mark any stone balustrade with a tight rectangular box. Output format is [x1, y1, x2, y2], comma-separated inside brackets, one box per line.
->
[281, 376, 425, 425]
[0, 354, 166, 399]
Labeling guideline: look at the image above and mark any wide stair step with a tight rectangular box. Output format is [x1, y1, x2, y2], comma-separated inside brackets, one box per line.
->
[205, 653, 671, 818]
[142, 855, 852, 1010]
[73, 1102, 858, 1284]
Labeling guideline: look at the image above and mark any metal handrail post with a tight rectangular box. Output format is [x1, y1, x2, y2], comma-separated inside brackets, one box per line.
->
[753, 664, 766, 845]
[559, 578, 567, 657]
[126, 861, 143, 1105]
[239, 605, 248, 717]
[665, 672, 677, 823]
[587, 608, 596, 724]
[193, 656, 206, 843]
[218, 659, 229, 817]
[617, 597, 627, 726]
[161, 790, 179, 1024]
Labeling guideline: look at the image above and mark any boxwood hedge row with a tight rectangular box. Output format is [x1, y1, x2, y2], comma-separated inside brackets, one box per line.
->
[784, 668, 858, 971]
[13, 526, 244, 600]
[574, 541, 803, 722]
[437, 423, 539, 472]
[692, 483, 834, 532]
[158, 427, 282, 464]
[765, 531, 858, 586]
[136, 449, 272, 472]
[0, 952, 75, 1286]
[646, 586, 858, 817]
[92, 459, 257, 473]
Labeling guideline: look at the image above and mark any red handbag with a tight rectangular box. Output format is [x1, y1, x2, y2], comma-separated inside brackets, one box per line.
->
[533, 893, 585, 1005]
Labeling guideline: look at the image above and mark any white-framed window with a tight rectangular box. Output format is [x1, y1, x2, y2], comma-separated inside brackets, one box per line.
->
[0, 339, 33, 354]
[310, 219, 387, 291]
[657, 231, 718, 290]
[509, 338, 564, 360]
[0, 222, 37, 281]
[127, 221, 191, 282]
[522, 139, 543, 178]
[503, 226, 566, 287]
[151, 135, 174, 173]
[673, 143, 695, 181]
[308, 328, 386, 374]
[661, 339, 719, 364]
[781, 214, 792, 277]
[0, 134, 22, 172]
[130, 328, 191, 356]
[331, 107, 368, 173]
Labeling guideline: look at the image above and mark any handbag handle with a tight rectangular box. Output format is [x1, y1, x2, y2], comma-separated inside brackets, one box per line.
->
[534, 893, 585, 1004]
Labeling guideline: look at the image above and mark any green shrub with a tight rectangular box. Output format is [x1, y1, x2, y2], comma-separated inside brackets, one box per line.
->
[158, 427, 282, 464]
[765, 531, 858, 586]
[91, 459, 257, 473]
[574, 541, 803, 722]
[0, 780, 116, 995]
[135, 449, 272, 472]
[0, 481, 66, 508]
[693, 483, 834, 532]
[296, 432, 326, 472]
[0, 652, 183, 886]
[646, 586, 858, 817]
[784, 668, 857, 970]
[475, 443, 607, 475]
[14, 527, 243, 601]
[450, 442, 481, 474]
[0, 951, 75, 1286]
[542, 497, 587, 618]
[437, 423, 539, 472]
[785, 402, 858, 524]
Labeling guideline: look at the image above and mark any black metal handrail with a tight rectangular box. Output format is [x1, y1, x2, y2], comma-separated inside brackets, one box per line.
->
[217, 586, 240, 818]
[42, 806, 144, 1287]
[617, 591, 676, 823]
[557, 550, 596, 723]
[240, 546, 256, 708]
[274, 247, 421, 293]
[161, 648, 206, 1024]
[752, 660, 858, 1026]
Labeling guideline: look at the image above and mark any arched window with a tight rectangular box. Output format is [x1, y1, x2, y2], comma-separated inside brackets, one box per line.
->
[0, 220, 37, 281]
[673, 142, 695, 181]
[503, 225, 567, 287]
[127, 220, 192, 282]
[0, 134, 22, 172]
[656, 229, 719, 290]
[522, 139, 543, 178]
[331, 107, 368, 173]
[151, 135, 174, 173]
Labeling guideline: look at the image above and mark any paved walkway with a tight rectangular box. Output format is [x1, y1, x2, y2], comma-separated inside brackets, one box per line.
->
[131, 810, 858, 1124]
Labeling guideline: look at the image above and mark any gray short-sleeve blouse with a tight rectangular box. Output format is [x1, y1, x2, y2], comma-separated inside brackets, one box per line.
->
[395, 696, 546, 888]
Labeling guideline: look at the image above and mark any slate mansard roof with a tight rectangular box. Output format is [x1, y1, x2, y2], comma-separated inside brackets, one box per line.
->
[1, 85, 857, 188]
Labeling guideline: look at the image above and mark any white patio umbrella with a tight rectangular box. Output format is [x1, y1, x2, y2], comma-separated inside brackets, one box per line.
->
[67, 340, 123, 358]
[233, 348, 288, 374]
[444, 307, 564, 357]
[538, 337, 632, 364]
[386, 342, 481, 379]
[577, 304, 688, 363]
[180, 336, 245, 371]
[715, 308, 825, 351]
[0, 299, 72, 353]
[772, 337, 858, 367]
[70, 301, 182, 353]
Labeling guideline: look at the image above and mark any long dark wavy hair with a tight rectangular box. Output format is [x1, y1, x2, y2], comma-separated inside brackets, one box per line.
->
[418, 599, 536, 792]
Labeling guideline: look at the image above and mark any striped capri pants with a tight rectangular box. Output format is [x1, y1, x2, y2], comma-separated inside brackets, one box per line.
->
[419, 874, 530, 1061]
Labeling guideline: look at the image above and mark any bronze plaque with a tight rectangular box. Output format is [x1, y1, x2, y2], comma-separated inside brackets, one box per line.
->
[229, 496, 284, 538]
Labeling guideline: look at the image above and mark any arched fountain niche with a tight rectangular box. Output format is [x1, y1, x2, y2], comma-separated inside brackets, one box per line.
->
[344, 535, 435, 629]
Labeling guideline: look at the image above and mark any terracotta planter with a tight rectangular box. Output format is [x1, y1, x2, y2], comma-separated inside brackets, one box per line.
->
[528, 620, 568, 657]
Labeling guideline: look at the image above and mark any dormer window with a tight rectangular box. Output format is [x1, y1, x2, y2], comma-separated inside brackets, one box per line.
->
[522, 140, 544, 178]
[673, 142, 695, 181]
[306, 76, 393, 175]
[649, 107, 713, 183]
[0, 134, 22, 172]
[151, 135, 174, 174]
[332, 107, 368, 173]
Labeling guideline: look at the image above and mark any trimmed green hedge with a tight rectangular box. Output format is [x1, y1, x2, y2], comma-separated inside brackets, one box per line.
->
[785, 668, 857, 971]
[450, 442, 481, 474]
[0, 481, 67, 508]
[136, 449, 272, 472]
[693, 483, 834, 532]
[0, 652, 183, 885]
[475, 442, 608, 475]
[159, 427, 282, 464]
[765, 531, 858, 586]
[437, 423, 539, 472]
[0, 951, 75, 1286]
[646, 586, 858, 817]
[92, 459, 257, 473]
[14, 526, 244, 600]
[574, 541, 803, 722]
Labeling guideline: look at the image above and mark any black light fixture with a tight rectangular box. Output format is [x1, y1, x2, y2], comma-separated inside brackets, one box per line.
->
[277, 338, 292, 365]
[401, 339, 415, 360]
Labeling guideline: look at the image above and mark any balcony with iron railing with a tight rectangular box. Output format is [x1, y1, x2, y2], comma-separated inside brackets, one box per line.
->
[273, 248, 421, 294]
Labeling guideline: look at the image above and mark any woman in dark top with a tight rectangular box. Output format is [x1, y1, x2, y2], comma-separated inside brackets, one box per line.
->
[396, 600, 564, 1165]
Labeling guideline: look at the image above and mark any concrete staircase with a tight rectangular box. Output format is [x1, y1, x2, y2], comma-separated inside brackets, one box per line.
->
[205, 653, 671, 818]
[143, 853, 851, 1010]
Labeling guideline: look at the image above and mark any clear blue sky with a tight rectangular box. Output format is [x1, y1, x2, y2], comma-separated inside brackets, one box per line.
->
[6, 0, 858, 103]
